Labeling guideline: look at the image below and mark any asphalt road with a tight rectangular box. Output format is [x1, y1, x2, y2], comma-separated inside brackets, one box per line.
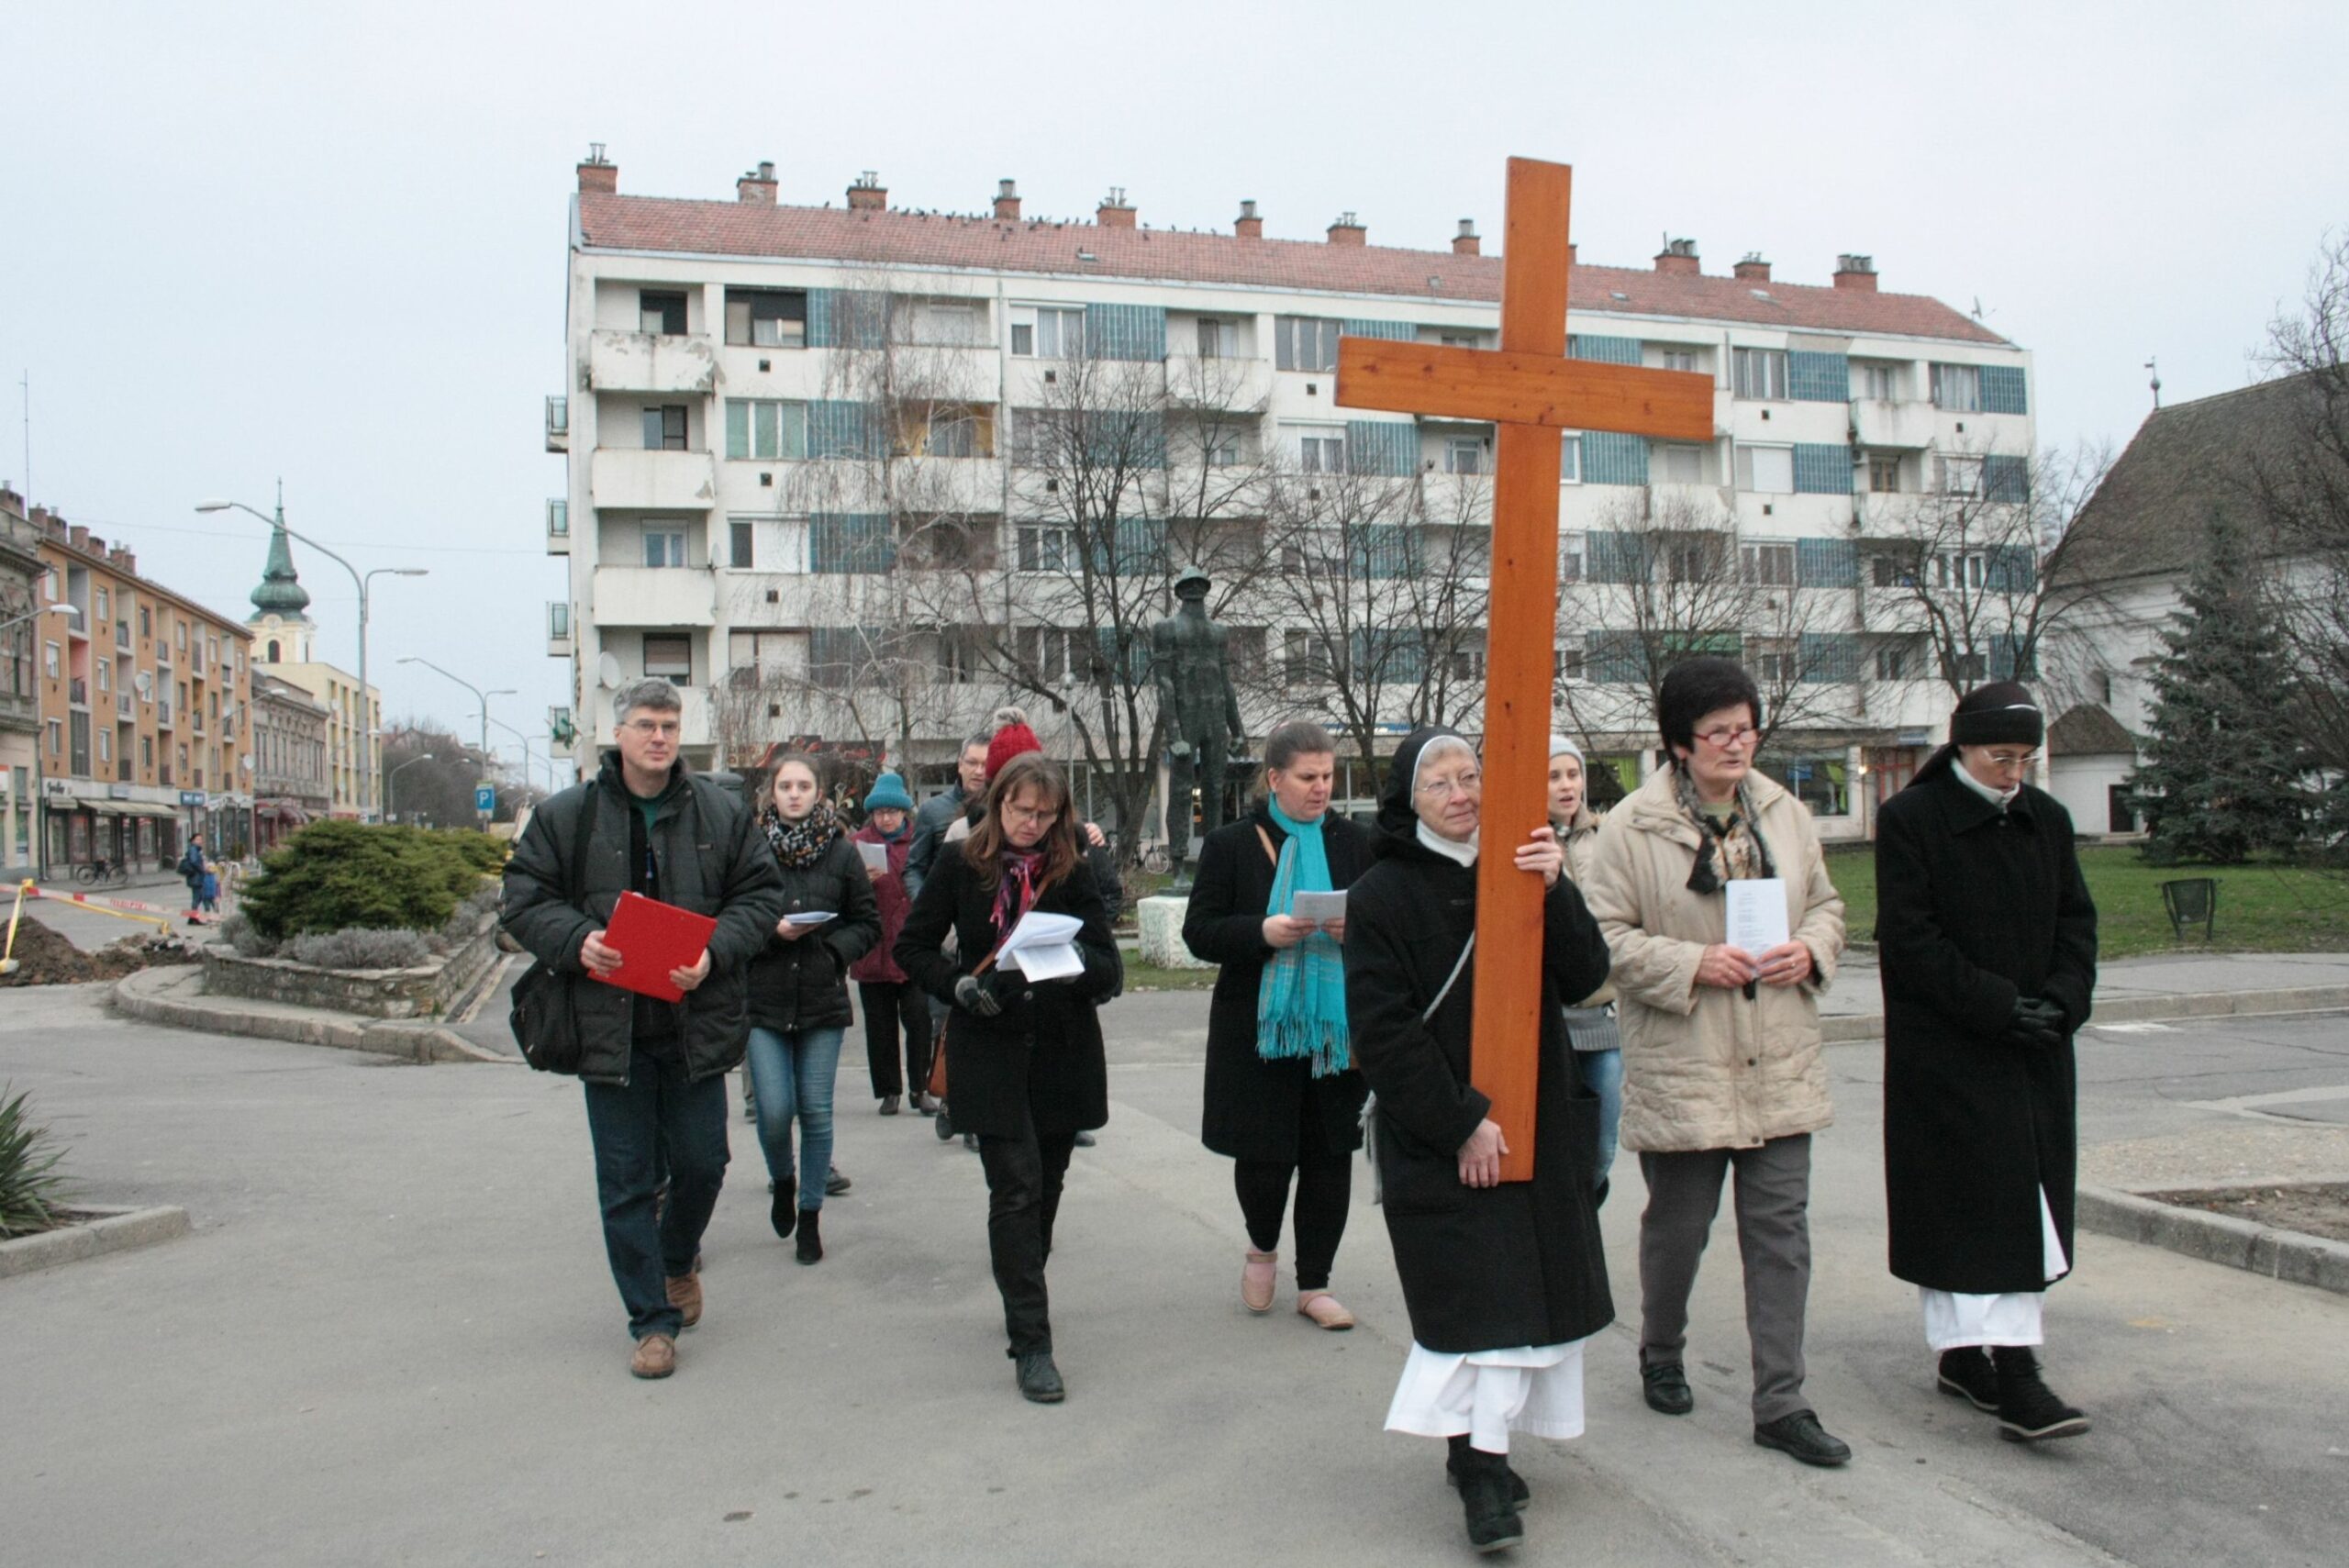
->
[2, 985, 2343, 1567]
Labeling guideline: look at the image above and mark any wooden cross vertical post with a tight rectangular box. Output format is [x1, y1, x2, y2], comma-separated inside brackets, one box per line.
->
[1336, 158, 1713, 1182]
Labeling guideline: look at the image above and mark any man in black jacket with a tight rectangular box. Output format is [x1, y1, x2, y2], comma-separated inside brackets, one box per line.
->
[904, 730, 992, 901]
[502, 679, 785, 1379]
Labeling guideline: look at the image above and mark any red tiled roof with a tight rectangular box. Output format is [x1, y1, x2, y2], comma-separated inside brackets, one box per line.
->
[578, 193, 2011, 348]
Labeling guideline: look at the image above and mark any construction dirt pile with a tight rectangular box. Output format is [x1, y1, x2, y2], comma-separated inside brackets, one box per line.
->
[1, 917, 200, 987]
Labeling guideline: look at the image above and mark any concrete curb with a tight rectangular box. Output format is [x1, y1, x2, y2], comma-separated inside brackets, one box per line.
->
[1820, 983, 2349, 1043]
[0, 1204, 191, 1279]
[2076, 1184, 2349, 1298]
[110, 966, 509, 1065]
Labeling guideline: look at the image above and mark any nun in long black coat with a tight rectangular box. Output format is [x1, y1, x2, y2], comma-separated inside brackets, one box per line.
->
[1343, 725, 1614, 1543]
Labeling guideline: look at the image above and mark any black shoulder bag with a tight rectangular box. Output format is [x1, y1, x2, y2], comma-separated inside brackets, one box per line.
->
[509, 794, 599, 1073]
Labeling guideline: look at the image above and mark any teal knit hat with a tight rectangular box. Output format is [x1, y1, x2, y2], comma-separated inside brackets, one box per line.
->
[863, 771, 914, 813]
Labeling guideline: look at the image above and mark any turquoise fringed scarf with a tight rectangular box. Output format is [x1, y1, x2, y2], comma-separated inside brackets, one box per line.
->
[1255, 800, 1350, 1077]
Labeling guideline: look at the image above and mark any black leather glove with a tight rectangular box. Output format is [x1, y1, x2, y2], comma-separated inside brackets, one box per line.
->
[2002, 996, 2065, 1048]
[954, 975, 1002, 1018]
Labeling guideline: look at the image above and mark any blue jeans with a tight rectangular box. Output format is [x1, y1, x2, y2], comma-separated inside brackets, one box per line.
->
[746, 1026, 842, 1209]
[581, 1053, 729, 1340]
[1575, 1048, 1623, 1188]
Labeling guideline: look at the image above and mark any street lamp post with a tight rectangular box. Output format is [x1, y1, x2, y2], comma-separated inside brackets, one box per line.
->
[398, 656, 515, 771]
[195, 494, 426, 822]
[0, 603, 80, 636]
[486, 716, 557, 794]
[386, 752, 436, 823]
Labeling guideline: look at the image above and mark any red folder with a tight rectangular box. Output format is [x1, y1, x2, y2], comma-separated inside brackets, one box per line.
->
[592, 891, 718, 1004]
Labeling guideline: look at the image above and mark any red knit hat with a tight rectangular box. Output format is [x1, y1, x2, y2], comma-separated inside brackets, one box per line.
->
[985, 722, 1044, 782]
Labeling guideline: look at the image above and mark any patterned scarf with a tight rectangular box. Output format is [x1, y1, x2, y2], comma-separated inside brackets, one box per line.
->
[1255, 802, 1350, 1077]
[1673, 765, 1776, 894]
[763, 800, 843, 870]
[991, 848, 1044, 940]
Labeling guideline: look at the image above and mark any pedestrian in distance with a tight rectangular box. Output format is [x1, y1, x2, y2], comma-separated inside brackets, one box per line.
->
[1183, 717, 1374, 1331]
[1547, 735, 1625, 1199]
[1876, 682, 2098, 1443]
[848, 771, 934, 1118]
[500, 678, 785, 1380]
[893, 751, 1121, 1405]
[1345, 726, 1615, 1553]
[178, 836, 207, 913]
[745, 752, 880, 1263]
[1579, 657, 1852, 1467]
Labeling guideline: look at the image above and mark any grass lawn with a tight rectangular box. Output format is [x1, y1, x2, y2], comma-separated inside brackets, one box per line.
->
[1822, 844, 2349, 960]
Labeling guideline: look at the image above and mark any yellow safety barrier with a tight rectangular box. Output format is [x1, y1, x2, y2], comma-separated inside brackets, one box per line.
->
[19, 880, 176, 936]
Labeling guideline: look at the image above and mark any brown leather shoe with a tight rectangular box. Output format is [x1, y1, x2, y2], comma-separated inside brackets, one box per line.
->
[630, 1333, 676, 1379]
[665, 1272, 703, 1329]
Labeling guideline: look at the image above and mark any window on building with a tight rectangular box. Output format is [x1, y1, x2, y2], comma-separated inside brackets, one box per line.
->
[1868, 453, 1903, 494]
[1013, 626, 1086, 684]
[139, 606, 150, 638]
[1202, 428, 1244, 469]
[1447, 642, 1487, 682]
[1931, 363, 1983, 412]
[95, 587, 108, 621]
[1294, 428, 1345, 474]
[642, 635, 693, 680]
[1933, 550, 1988, 590]
[97, 729, 110, 764]
[640, 290, 688, 335]
[1742, 542, 1796, 586]
[1196, 317, 1239, 358]
[47, 718, 61, 755]
[1874, 643, 1909, 682]
[2089, 669, 2113, 705]
[141, 736, 151, 769]
[1732, 348, 1789, 401]
[176, 622, 187, 651]
[1750, 638, 1797, 684]
[1444, 436, 1487, 475]
[43, 567, 60, 598]
[44, 641, 61, 679]
[1656, 443, 1705, 484]
[729, 520, 754, 569]
[642, 527, 688, 569]
[1765, 755, 1850, 816]
[1559, 531, 1585, 584]
[1658, 349, 1698, 373]
[1274, 317, 1342, 373]
[1735, 444, 1794, 494]
[725, 399, 808, 461]
[267, 639, 280, 661]
[641, 405, 688, 451]
[1937, 455, 1986, 496]
[1854, 361, 1900, 401]
[95, 661, 108, 693]
[1283, 630, 1330, 686]
[933, 627, 984, 685]
[1945, 649, 1988, 683]
[723, 287, 807, 348]
[1560, 432, 1582, 484]
[1664, 537, 1727, 584]
[1010, 306, 1084, 358]
[897, 300, 983, 345]
[1438, 330, 1488, 349]
[1016, 524, 1072, 573]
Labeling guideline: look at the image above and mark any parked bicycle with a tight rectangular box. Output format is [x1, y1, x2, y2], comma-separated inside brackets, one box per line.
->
[74, 857, 131, 887]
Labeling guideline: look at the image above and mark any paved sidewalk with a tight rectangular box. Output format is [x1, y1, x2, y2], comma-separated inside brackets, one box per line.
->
[1820, 950, 2349, 1039]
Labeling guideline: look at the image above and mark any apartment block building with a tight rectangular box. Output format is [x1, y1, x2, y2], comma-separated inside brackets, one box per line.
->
[1, 492, 43, 878]
[548, 153, 2035, 841]
[21, 500, 253, 872]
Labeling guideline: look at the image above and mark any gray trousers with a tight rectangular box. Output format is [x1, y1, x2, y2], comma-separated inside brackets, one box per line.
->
[1637, 1133, 1814, 1424]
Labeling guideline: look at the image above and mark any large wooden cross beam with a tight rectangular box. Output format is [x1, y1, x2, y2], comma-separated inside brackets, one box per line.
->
[1337, 157, 1713, 1183]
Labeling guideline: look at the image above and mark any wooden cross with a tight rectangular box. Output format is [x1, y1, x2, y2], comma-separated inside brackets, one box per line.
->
[1337, 157, 1713, 1182]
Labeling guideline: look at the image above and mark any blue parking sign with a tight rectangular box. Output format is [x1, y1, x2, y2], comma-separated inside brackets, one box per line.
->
[474, 784, 496, 813]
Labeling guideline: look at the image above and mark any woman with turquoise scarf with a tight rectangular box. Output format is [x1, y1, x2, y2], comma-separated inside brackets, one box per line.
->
[1184, 719, 1375, 1329]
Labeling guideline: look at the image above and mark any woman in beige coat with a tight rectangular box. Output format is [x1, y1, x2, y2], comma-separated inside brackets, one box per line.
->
[1581, 658, 1851, 1469]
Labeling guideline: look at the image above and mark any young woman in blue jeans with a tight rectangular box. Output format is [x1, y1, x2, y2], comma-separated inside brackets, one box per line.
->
[744, 754, 880, 1262]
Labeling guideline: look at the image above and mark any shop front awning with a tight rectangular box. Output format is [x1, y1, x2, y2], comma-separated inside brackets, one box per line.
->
[121, 802, 180, 819]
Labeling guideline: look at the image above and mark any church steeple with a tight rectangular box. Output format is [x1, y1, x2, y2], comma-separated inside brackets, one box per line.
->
[250, 497, 311, 618]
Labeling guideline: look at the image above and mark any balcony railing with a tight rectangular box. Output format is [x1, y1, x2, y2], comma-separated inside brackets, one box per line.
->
[546, 498, 570, 555]
[117, 694, 132, 720]
[68, 677, 88, 706]
[157, 701, 175, 728]
[547, 601, 573, 658]
[587, 329, 718, 395]
[545, 395, 570, 452]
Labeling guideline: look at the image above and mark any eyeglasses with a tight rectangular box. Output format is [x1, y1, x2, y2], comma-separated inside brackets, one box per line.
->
[1694, 725, 1757, 750]
[1415, 770, 1482, 800]
[622, 718, 681, 738]
[1981, 751, 2041, 771]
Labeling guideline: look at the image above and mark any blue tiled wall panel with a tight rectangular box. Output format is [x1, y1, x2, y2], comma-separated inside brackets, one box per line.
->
[1792, 443, 1854, 495]
[1980, 365, 2030, 416]
[1586, 530, 1646, 584]
[808, 401, 875, 460]
[1582, 431, 1650, 486]
[1798, 632, 1862, 684]
[1085, 304, 1166, 362]
[1094, 625, 1151, 683]
[1078, 410, 1167, 470]
[1796, 537, 1859, 588]
[1567, 334, 1642, 365]
[811, 513, 896, 574]
[1083, 516, 1165, 578]
[1586, 630, 1645, 684]
[1341, 318, 1418, 341]
[1788, 350, 1851, 403]
[807, 290, 886, 350]
[1345, 420, 1419, 477]
[1989, 633, 2039, 681]
[1983, 454, 2031, 504]
[1352, 524, 1419, 579]
[1985, 542, 2036, 592]
[1351, 628, 1427, 681]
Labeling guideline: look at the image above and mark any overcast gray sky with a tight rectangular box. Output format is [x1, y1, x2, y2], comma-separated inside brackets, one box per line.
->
[5, 0, 2342, 760]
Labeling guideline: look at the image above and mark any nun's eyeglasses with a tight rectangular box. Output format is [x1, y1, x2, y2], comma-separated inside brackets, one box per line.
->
[1982, 751, 2041, 772]
[1415, 771, 1482, 800]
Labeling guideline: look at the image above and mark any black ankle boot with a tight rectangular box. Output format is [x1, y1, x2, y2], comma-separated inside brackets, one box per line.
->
[1446, 1434, 1529, 1512]
[795, 1207, 822, 1264]
[1992, 1346, 2088, 1441]
[1937, 1346, 1999, 1412]
[1450, 1443, 1525, 1552]
[770, 1177, 797, 1239]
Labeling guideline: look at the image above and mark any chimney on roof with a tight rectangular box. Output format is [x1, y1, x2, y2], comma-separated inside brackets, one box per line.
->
[1328, 211, 1365, 247]
[847, 171, 886, 211]
[577, 143, 617, 195]
[1097, 186, 1136, 228]
[1234, 200, 1263, 239]
[117, 550, 135, 575]
[1653, 237, 1700, 276]
[1832, 253, 1878, 292]
[994, 179, 1021, 220]
[1452, 219, 1480, 257]
[737, 161, 777, 206]
[0, 485, 21, 518]
[69, 523, 90, 551]
[1733, 253, 1771, 283]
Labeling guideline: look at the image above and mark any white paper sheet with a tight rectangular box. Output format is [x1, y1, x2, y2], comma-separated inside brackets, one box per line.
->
[1290, 890, 1347, 929]
[998, 910, 1085, 980]
[857, 841, 889, 872]
[1724, 879, 1789, 955]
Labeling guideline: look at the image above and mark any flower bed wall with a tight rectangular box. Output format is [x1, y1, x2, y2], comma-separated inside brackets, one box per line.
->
[197, 911, 501, 1019]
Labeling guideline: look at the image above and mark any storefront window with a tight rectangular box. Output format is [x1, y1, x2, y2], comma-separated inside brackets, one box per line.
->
[1762, 754, 1851, 817]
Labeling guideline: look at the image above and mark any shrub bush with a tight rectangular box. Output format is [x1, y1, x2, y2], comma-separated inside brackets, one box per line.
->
[0, 1084, 72, 1238]
[278, 928, 435, 970]
[434, 831, 509, 876]
[218, 912, 278, 959]
[241, 820, 489, 939]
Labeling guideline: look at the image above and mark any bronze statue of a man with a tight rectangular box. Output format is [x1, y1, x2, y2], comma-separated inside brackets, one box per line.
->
[1150, 565, 1244, 884]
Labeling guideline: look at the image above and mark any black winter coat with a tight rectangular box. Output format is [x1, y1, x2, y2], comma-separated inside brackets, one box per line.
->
[1876, 762, 2098, 1294]
[745, 826, 881, 1033]
[894, 849, 1121, 1138]
[501, 754, 785, 1086]
[1345, 729, 1615, 1353]
[1184, 803, 1374, 1162]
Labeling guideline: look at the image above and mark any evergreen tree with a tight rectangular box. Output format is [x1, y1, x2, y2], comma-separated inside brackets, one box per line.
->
[2130, 509, 2314, 862]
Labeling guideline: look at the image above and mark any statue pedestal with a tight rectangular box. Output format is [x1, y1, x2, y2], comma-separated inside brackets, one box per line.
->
[1136, 895, 1214, 970]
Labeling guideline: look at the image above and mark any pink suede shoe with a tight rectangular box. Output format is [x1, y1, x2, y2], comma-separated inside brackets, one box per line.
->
[1241, 1249, 1277, 1314]
[1297, 1291, 1356, 1330]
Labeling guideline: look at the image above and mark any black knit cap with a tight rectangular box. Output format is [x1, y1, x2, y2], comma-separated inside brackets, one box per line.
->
[1948, 682, 2043, 747]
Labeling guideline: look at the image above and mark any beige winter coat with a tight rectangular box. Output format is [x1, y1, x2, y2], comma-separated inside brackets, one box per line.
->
[1555, 807, 1617, 1008]
[1581, 768, 1845, 1153]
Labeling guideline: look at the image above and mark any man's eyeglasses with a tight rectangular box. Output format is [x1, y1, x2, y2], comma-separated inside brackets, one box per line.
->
[1416, 771, 1482, 800]
[623, 718, 682, 739]
[1694, 725, 1757, 750]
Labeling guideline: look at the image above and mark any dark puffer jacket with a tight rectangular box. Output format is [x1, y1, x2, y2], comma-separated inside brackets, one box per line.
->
[501, 752, 785, 1085]
[744, 818, 880, 1033]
